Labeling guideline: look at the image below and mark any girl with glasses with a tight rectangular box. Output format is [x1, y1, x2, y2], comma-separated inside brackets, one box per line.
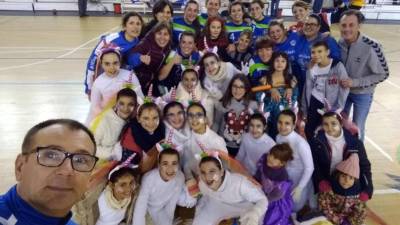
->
[214, 74, 258, 157]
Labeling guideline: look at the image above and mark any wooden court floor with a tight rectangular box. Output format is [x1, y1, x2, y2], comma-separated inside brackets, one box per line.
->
[0, 16, 399, 224]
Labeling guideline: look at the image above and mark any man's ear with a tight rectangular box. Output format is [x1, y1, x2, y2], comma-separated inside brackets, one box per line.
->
[15, 154, 26, 182]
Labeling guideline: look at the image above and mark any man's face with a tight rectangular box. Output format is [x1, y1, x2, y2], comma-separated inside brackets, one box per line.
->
[340, 14, 360, 43]
[15, 124, 95, 217]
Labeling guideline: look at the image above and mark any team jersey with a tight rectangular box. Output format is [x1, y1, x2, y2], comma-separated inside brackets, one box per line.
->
[225, 21, 252, 43]
[251, 16, 272, 41]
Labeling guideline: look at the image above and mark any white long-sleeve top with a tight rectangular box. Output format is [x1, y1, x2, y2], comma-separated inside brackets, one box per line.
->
[93, 109, 126, 160]
[276, 131, 314, 189]
[87, 69, 143, 124]
[194, 171, 268, 225]
[203, 62, 241, 100]
[95, 190, 126, 225]
[164, 122, 190, 152]
[176, 82, 216, 124]
[183, 127, 228, 179]
[132, 169, 196, 225]
[236, 133, 276, 176]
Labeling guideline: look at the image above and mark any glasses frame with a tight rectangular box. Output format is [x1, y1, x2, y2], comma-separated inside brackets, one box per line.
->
[30, 146, 99, 172]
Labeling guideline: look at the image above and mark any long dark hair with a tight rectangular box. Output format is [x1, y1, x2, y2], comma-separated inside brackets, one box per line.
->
[221, 73, 253, 108]
[267, 51, 292, 87]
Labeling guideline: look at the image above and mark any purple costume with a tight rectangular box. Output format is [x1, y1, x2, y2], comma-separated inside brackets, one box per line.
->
[255, 154, 293, 225]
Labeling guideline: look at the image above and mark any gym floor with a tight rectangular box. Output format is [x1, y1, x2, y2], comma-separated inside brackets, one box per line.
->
[0, 15, 399, 224]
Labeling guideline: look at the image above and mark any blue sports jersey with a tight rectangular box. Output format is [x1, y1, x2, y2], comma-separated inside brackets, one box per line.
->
[84, 31, 139, 93]
[251, 16, 272, 41]
[172, 16, 197, 46]
[198, 13, 208, 28]
[0, 185, 77, 225]
[249, 55, 270, 86]
[225, 21, 252, 43]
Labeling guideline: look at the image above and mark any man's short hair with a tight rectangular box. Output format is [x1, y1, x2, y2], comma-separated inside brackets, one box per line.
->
[21, 119, 96, 155]
[340, 9, 365, 24]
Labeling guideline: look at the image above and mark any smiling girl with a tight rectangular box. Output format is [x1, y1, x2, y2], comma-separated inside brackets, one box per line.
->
[93, 88, 138, 161]
[119, 103, 165, 173]
[133, 148, 196, 225]
[128, 22, 172, 96]
[84, 12, 144, 95]
[214, 74, 258, 157]
[192, 153, 268, 225]
[87, 48, 143, 125]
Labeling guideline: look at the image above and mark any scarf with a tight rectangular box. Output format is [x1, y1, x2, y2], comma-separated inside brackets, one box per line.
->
[331, 176, 361, 197]
[258, 154, 289, 182]
[206, 61, 227, 82]
[176, 81, 204, 102]
[104, 184, 131, 210]
[130, 118, 165, 152]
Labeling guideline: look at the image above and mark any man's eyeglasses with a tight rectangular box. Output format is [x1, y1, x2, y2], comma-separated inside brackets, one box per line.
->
[28, 147, 98, 172]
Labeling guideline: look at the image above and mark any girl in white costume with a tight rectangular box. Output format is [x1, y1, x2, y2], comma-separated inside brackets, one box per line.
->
[199, 52, 241, 100]
[87, 48, 143, 124]
[275, 109, 314, 212]
[162, 101, 190, 154]
[236, 113, 275, 176]
[183, 103, 227, 180]
[92, 88, 138, 160]
[193, 152, 268, 225]
[176, 68, 215, 124]
[132, 148, 196, 225]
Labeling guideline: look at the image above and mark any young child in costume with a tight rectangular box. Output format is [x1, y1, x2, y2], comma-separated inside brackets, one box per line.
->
[259, 52, 298, 139]
[310, 112, 373, 199]
[92, 88, 138, 161]
[133, 148, 196, 225]
[192, 152, 268, 225]
[196, 16, 229, 58]
[73, 155, 140, 225]
[84, 12, 144, 95]
[236, 113, 275, 176]
[214, 74, 258, 157]
[96, 156, 140, 225]
[276, 109, 314, 212]
[163, 102, 190, 154]
[318, 154, 368, 225]
[86, 48, 143, 125]
[176, 68, 215, 124]
[199, 52, 241, 100]
[302, 41, 349, 140]
[117, 102, 165, 173]
[158, 31, 200, 95]
[255, 143, 294, 225]
[183, 103, 227, 181]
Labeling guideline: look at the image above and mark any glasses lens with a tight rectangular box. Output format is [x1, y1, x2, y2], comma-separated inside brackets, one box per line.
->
[72, 154, 97, 172]
[37, 148, 65, 167]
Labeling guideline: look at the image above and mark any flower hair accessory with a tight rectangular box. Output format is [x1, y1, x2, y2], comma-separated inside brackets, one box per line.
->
[108, 153, 138, 180]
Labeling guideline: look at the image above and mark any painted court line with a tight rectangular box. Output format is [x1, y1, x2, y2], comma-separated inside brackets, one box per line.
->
[0, 26, 118, 71]
[365, 135, 394, 162]
[374, 189, 400, 195]
[386, 79, 400, 90]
